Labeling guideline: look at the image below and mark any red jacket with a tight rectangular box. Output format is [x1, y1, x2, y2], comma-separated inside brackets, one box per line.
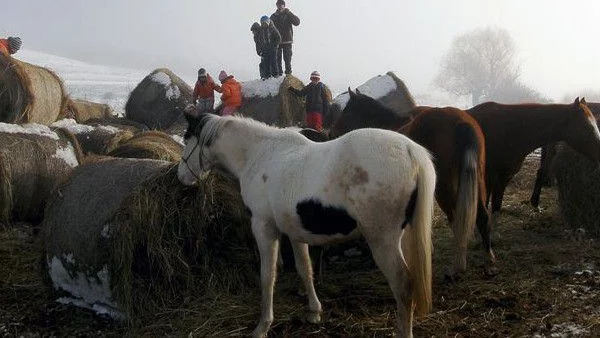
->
[220, 77, 242, 108]
[193, 75, 221, 100]
[0, 39, 10, 56]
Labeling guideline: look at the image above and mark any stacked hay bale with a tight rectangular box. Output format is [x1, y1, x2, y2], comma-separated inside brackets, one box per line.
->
[552, 143, 600, 237]
[43, 159, 255, 318]
[0, 123, 83, 224]
[69, 99, 113, 122]
[125, 68, 193, 131]
[107, 130, 183, 161]
[325, 71, 416, 128]
[235, 75, 314, 126]
[52, 119, 135, 155]
[0, 54, 70, 125]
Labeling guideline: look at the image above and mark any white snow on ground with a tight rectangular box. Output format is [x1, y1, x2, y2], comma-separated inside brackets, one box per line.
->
[532, 323, 590, 337]
[242, 76, 284, 98]
[52, 145, 79, 167]
[51, 118, 121, 134]
[333, 74, 397, 109]
[0, 122, 60, 140]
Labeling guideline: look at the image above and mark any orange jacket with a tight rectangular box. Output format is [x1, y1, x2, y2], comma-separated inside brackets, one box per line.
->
[193, 74, 221, 100]
[0, 39, 10, 56]
[220, 77, 242, 108]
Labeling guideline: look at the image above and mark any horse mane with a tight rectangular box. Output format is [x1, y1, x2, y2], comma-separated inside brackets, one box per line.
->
[345, 91, 412, 130]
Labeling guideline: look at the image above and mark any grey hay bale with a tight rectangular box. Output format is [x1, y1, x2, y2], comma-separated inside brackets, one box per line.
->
[325, 71, 416, 128]
[0, 54, 69, 125]
[0, 124, 83, 225]
[52, 118, 135, 155]
[552, 143, 600, 237]
[43, 158, 254, 319]
[107, 130, 183, 161]
[234, 75, 311, 126]
[70, 99, 113, 122]
[125, 68, 193, 130]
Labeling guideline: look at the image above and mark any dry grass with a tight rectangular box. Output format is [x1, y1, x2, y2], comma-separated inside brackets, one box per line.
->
[1, 156, 599, 337]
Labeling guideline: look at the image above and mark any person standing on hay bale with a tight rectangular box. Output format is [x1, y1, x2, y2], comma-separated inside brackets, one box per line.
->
[192, 68, 221, 116]
[289, 71, 329, 131]
[271, 0, 300, 76]
[251, 22, 267, 80]
[0, 36, 22, 56]
[218, 70, 242, 116]
[255, 16, 281, 80]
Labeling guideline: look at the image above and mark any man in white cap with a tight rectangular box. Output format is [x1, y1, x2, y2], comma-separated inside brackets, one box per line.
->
[270, 0, 300, 76]
[0, 36, 22, 56]
[288, 71, 330, 131]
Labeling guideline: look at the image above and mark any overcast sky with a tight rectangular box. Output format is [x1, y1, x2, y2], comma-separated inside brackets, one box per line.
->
[3, 0, 599, 103]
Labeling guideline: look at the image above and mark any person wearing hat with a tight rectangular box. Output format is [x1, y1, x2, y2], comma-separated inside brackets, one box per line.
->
[192, 68, 221, 116]
[270, 0, 300, 76]
[255, 15, 281, 79]
[288, 71, 330, 131]
[218, 70, 242, 116]
[250, 22, 266, 80]
[0, 37, 22, 56]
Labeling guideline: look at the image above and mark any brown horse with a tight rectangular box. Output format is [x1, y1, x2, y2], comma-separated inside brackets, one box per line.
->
[331, 89, 494, 278]
[467, 98, 600, 214]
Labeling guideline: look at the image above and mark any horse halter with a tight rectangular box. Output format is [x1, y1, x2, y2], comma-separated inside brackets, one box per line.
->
[181, 127, 207, 183]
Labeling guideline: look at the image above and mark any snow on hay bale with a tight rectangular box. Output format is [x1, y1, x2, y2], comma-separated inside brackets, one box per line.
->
[107, 130, 183, 162]
[52, 119, 135, 155]
[0, 123, 84, 224]
[125, 68, 193, 130]
[552, 143, 600, 237]
[0, 54, 70, 125]
[43, 158, 254, 318]
[235, 75, 315, 126]
[70, 99, 113, 122]
[324, 71, 416, 128]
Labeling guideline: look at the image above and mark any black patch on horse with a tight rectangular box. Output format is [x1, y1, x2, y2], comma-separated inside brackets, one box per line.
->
[402, 187, 418, 229]
[299, 128, 329, 142]
[296, 199, 357, 236]
[184, 113, 213, 141]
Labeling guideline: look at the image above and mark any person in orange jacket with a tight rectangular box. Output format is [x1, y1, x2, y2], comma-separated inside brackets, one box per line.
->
[0, 37, 22, 56]
[192, 68, 221, 116]
[218, 70, 242, 116]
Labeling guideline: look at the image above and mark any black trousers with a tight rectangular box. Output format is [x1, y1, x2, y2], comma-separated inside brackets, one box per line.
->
[277, 43, 293, 75]
[263, 48, 278, 78]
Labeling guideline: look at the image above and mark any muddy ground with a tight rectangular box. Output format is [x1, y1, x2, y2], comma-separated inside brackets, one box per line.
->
[1, 156, 598, 337]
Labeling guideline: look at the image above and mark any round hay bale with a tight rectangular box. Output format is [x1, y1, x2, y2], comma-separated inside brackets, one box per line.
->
[43, 158, 254, 319]
[107, 130, 183, 161]
[552, 143, 600, 237]
[84, 117, 149, 134]
[125, 69, 193, 130]
[70, 99, 113, 122]
[0, 123, 83, 224]
[324, 71, 416, 128]
[233, 75, 311, 126]
[52, 118, 135, 155]
[0, 54, 69, 125]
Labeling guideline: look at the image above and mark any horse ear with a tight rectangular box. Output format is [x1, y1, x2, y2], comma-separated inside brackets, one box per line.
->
[581, 97, 587, 104]
[348, 87, 356, 98]
[574, 97, 580, 105]
[356, 88, 362, 95]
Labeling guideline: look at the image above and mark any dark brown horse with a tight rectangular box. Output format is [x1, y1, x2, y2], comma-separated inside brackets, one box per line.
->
[331, 89, 494, 277]
[467, 98, 600, 213]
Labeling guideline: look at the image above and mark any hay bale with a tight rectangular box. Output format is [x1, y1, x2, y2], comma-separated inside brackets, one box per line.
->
[552, 143, 600, 237]
[107, 130, 183, 161]
[70, 99, 113, 122]
[234, 75, 312, 126]
[125, 69, 193, 130]
[52, 118, 135, 155]
[0, 123, 83, 224]
[0, 54, 69, 125]
[43, 158, 254, 319]
[325, 71, 416, 127]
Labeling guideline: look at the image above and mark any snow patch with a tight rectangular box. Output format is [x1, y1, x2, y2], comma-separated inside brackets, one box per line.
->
[333, 74, 397, 109]
[171, 135, 185, 146]
[52, 145, 79, 168]
[242, 77, 285, 98]
[0, 123, 60, 140]
[533, 323, 590, 337]
[97, 125, 121, 134]
[151, 72, 172, 86]
[52, 119, 95, 134]
[166, 85, 181, 100]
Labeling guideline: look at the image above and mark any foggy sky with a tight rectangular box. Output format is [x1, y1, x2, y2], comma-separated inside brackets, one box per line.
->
[3, 0, 599, 102]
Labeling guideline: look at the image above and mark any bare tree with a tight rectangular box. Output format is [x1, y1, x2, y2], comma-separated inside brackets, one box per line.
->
[435, 27, 522, 105]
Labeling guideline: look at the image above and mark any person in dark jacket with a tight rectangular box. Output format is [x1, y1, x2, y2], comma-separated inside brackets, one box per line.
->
[289, 71, 329, 131]
[270, 0, 300, 76]
[250, 22, 267, 80]
[256, 16, 281, 79]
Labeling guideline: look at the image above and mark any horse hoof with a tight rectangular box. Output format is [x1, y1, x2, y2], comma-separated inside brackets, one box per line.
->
[251, 328, 268, 338]
[307, 311, 322, 324]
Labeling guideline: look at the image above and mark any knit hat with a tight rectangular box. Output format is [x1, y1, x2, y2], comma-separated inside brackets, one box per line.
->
[197, 68, 207, 77]
[276, 0, 285, 6]
[218, 70, 229, 82]
[310, 71, 321, 80]
[260, 15, 270, 24]
[7, 37, 21, 52]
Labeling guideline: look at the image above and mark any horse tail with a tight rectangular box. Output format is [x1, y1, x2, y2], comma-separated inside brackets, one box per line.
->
[405, 146, 435, 316]
[453, 123, 480, 269]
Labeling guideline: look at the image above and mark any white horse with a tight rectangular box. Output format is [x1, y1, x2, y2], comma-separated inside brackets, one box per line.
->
[177, 113, 436, 338]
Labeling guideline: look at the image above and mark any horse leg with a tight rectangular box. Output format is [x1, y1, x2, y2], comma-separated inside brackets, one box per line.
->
[476, 201, 496, 275]
[290, 242, 322, 323]
[364, 230, 413, 337]
[531, 145, 550, 209]
[251, 218, 280, 338]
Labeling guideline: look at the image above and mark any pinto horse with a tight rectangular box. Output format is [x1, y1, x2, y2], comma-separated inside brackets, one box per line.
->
[467, 98, 600, 213]
[331, 89, 493, 278]
[177, 113, 436, 337]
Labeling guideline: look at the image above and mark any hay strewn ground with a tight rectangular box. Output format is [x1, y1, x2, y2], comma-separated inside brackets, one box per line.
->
[1, 156, 599, 337]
